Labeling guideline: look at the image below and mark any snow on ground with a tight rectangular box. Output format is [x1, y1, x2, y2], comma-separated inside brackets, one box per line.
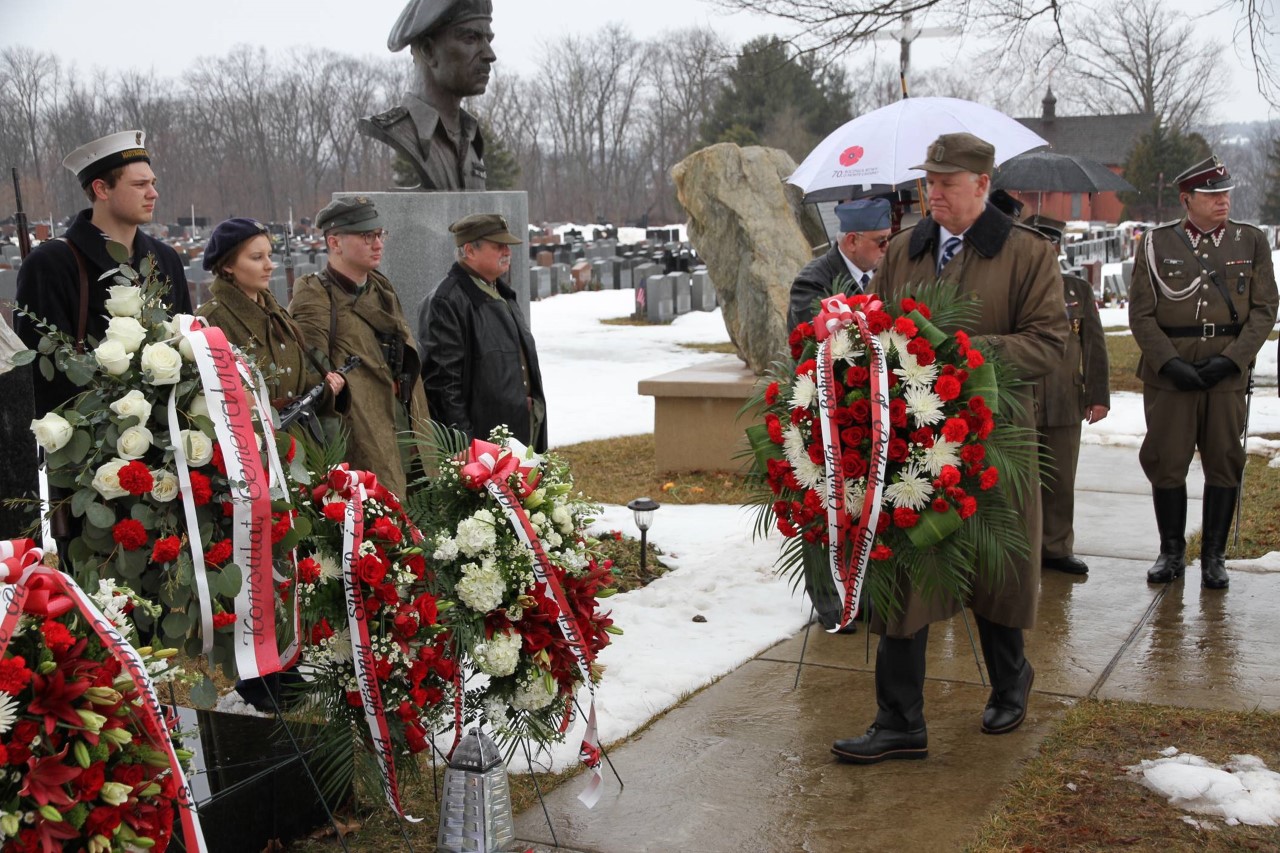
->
[1129, 748, 1280, 827]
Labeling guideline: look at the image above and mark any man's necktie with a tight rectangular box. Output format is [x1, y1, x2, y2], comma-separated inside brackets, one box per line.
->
[858, 272, 870, 291]
[937, 236, 962, 276]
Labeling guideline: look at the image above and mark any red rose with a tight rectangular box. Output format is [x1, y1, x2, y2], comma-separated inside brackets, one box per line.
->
[370, 516, 403, 544]
[376, 582, 399, 605]
[889, 397, 908, 428]
[958, 496, 979, 519]
[187, 470, 213, 506]
[12, 720, 39, 745]
[935, 375, 962, 402]
[112, 762, 146, 787]
[845, 365, 870, 386]
[85, 806, 123, 837]
[850, 399, 871, 423]
[841, 425, 867, 447]
[112, 519, 149, 552]
[932, 497, 950, 513]
[806, 442, 824, 465]
[941, 418, 970, 443]
[405, 723, 429, 754]
[357, 552, 387, 586]
[150, 536, 180, 564]
[393, 609, 419, 639]
[938, 465, 961, 488]
[414, 593, 439, 626]
[887, 438, 909, 462]
[346, 691, 362, 707]
[204, 538, 233, 566]
[118, 461, 154, 496]
[980, 467, 1000, 490]
[210, 444, 227, 475]
[285, 435, 297, 463]
[212, 612, 236, 629]
[405, 553, 427, 581]
[967, 349, 986, 369]
[893, 507, 920, 528]
[0, 656, 33, 694]
[764, 381, 780, 405]
[322, 501, 348, 522]
[909, 427, 934, 447]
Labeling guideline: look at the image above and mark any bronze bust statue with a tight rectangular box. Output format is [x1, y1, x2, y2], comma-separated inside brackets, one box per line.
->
[359, 0, 495, 191]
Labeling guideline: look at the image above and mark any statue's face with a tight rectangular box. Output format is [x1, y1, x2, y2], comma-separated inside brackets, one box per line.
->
[423, 20, 496, 97]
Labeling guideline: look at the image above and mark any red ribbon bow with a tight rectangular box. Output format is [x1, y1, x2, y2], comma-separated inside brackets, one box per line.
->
[459, 440, 519, 490]
[814, 294, 885, 342]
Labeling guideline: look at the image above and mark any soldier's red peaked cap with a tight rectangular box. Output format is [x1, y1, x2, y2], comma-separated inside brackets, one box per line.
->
[1175, 155, 1234, 193]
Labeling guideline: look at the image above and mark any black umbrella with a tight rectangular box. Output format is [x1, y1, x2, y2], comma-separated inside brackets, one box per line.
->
[992, 151, 1136, 194]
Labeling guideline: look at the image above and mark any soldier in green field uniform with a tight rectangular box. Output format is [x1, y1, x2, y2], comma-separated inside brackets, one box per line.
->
[1129, 155, 1278, 590]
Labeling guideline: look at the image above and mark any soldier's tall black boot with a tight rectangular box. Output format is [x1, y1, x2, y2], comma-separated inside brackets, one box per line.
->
[1147, 486, 1187, 584]
[1199, 485, 1237, 590]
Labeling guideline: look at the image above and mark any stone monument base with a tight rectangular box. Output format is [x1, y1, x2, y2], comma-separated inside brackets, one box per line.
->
[330, 190, 530, 325]
[638, 356, 762, 474]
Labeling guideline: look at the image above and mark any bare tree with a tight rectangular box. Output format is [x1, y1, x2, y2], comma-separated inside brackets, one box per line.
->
[1060, 0, 1227, 130]
[2, 48, 59, 210]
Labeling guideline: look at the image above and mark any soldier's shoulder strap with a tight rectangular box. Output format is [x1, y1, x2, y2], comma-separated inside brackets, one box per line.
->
[1227, 218, 1265, 235]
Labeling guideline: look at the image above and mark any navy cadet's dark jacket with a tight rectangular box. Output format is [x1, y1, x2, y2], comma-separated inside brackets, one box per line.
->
[418, 262, 547, 452]
[15, 209, 190, 415]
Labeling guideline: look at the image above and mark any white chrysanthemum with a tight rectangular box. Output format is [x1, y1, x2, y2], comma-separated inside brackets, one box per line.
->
[790, 374, 817, 410]
[456, 560, 505, 613]
[432, 536, 460, 562]
[894, 356, 939, 390]
[828, 330, 854, 362]
[795, 457, 824, 491]
[920, 439, 962, 476]
[877, 329, 910, 359]
[314, 552, 343, 584]
[884, 466, 934, 510]
[781, 425, 825, 490]
[0, 695, 19, 737]
[473, 631, 521, 677]
[511, 673, 557, 711]
[846, 480, 867, 515]
[904, 386, 946, 427]
[456, 509, 498, 557]
[328, 627, 354, 664]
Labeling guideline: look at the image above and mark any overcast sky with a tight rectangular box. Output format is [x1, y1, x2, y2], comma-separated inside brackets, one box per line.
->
[3, 0, 1275, 125]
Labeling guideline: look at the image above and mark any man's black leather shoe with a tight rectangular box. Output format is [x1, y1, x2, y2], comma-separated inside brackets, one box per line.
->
[981, 661, 1034, 735]
[1043, 554, 1088, 575]
[831, 725, 928, 764]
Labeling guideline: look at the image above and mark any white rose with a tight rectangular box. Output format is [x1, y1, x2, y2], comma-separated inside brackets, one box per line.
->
[93, 339, 132, 376]
[151, 470, 179, 502]
[116, 424, 154, 460]
[140, 342, 183, 385]
[30, 413, 74, 453]
[91, 458, 130, 500]
[104, 285, 144, 318]
[178, 336, 195, 362]
[187, 393, 209, 419]
[104, 316, 147, 354]
[179, 429, 214, 466]
[109, 389, 153, 425]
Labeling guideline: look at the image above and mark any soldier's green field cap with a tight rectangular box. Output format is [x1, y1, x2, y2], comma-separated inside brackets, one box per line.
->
[388, 0, 493, 51]
[316, 196, 383, 234]
[449, 213, 522, 246]
[1023, 213, 1066, 242]
[912, 132, 996, 176]
[1175, 155, 1234, 193]
[63, 130, 150, 188]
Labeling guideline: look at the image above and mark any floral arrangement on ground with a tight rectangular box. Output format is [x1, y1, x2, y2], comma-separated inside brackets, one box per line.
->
[745, 283, 1041, 623]
[20, 243, 306, 692]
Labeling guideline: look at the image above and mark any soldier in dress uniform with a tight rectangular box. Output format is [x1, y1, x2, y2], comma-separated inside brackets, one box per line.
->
[787, 197, 893, 331]
[1129, 155, 1278, 590]
[358, 0, 494, 190]
[1025, 215, 1111, 576]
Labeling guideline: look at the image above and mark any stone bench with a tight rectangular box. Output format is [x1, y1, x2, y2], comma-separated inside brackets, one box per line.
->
[637, 356, 762, 474]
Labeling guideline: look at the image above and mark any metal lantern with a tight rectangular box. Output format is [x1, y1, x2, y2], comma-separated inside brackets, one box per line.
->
[437, 727, 515, 853]
[626, 497, 661, 575]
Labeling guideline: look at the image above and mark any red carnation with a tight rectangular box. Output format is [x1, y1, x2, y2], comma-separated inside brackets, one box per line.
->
[322, 502, 348, 523]
[118, 461, 154, 496]
[935, 375, 962, 402]
[941, 418, 970, 443]
[270, 512, 294, 545]
[954, 330, 971, 351]
[865, 309, 892, 334]
[900, 298, 918, 314]
[310, 618, 334, 645]
[876, 513, 891, 534]
[967, 349, 986, 369]
[187, 470, 213, 506]
[795, 358, 816, 378]
[980, 467, 1000, 490]
[938, 465, 961, 488]
[764, 381, 780, 405]
[893, 507, 920, 528]
[150, 536, 182, 564]
[0, 656, 33, 694]
[212, 612, 236, 629]
[112, 518, 149, 551]
[932, 497, 950, 514]
[204, 538, 233, 566]
[906, 336, 936, 366]
[893, 316, 918, 337]
[958, 496, 979, 519]
[297, 557, 321, 584]
[870, 544, 893, 561]
[41, 619, 75, 653]
[960, 444, 986, 465]
[210, 443, 227, 475]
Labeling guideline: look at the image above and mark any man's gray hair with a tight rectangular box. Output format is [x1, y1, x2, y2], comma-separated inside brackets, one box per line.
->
[457, 239, 484, 261]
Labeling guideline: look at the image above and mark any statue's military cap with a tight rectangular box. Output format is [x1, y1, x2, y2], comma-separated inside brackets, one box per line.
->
[62, 130, 150, 187]
[387, 0, 493, 51]
[316, 197, 383, 234]
[1174, 155, 1234, 193]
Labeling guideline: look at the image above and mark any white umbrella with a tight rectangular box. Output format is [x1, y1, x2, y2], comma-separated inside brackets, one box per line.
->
[787, 97, 1050, 202]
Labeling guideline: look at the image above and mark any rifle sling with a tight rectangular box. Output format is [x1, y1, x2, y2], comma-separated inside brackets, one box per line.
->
[57, 238, 90, 354]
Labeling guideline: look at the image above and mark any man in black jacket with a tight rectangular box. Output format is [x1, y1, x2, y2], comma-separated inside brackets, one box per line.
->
[787, 197, 892, 331]
[15, 130, 191, 416]
[419, 213, 547, 450]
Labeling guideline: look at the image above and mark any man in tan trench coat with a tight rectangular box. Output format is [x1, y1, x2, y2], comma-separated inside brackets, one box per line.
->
[290, 197, 432, 499]
[1129, 155, 1278, 590]
[1025, 215, 1111, 576]
[832, 133, 1068, 765]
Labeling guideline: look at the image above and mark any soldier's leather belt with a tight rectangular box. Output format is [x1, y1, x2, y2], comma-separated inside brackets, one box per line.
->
[1160, 323, 1242, 338]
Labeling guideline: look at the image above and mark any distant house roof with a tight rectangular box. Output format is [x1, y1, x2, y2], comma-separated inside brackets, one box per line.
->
[1016, 88, 1155, 168]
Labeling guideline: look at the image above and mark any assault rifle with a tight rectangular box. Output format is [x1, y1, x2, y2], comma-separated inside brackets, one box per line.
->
[11, 168, 31, 260]
[278, 355, 361, 436]
[281, 221, 297, 302]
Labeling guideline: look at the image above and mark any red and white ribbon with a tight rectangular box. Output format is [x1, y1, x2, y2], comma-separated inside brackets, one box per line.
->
[812, 295, 891, 631]
[0, 541, 208, 852]
[331, 466, 421, 822]
[173, 316, 290, 680]
[460, 440, 604, 808]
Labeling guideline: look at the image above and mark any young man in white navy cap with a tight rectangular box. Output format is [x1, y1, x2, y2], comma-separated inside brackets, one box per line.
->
[1129, 154, 1278, 591]
[15, 130, 190, 416]
[787, 197, 893, 331]
[359, 0, 495, 190]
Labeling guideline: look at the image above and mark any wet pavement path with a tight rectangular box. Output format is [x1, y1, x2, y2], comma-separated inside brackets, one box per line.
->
[515, 445, 1279, 852]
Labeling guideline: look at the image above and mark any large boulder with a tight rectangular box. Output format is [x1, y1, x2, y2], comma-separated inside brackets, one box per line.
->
[672, 144, 825, 374]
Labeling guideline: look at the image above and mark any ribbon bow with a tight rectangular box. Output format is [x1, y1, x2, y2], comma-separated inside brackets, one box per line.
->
[0, 539, 42, 584]
[814, 294, 887, 342]
[460, 440, 520, 490]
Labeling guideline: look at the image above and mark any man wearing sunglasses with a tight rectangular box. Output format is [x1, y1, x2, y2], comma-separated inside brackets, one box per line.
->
[290, 197, 432, 498]
[788, 197, 892, 331]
